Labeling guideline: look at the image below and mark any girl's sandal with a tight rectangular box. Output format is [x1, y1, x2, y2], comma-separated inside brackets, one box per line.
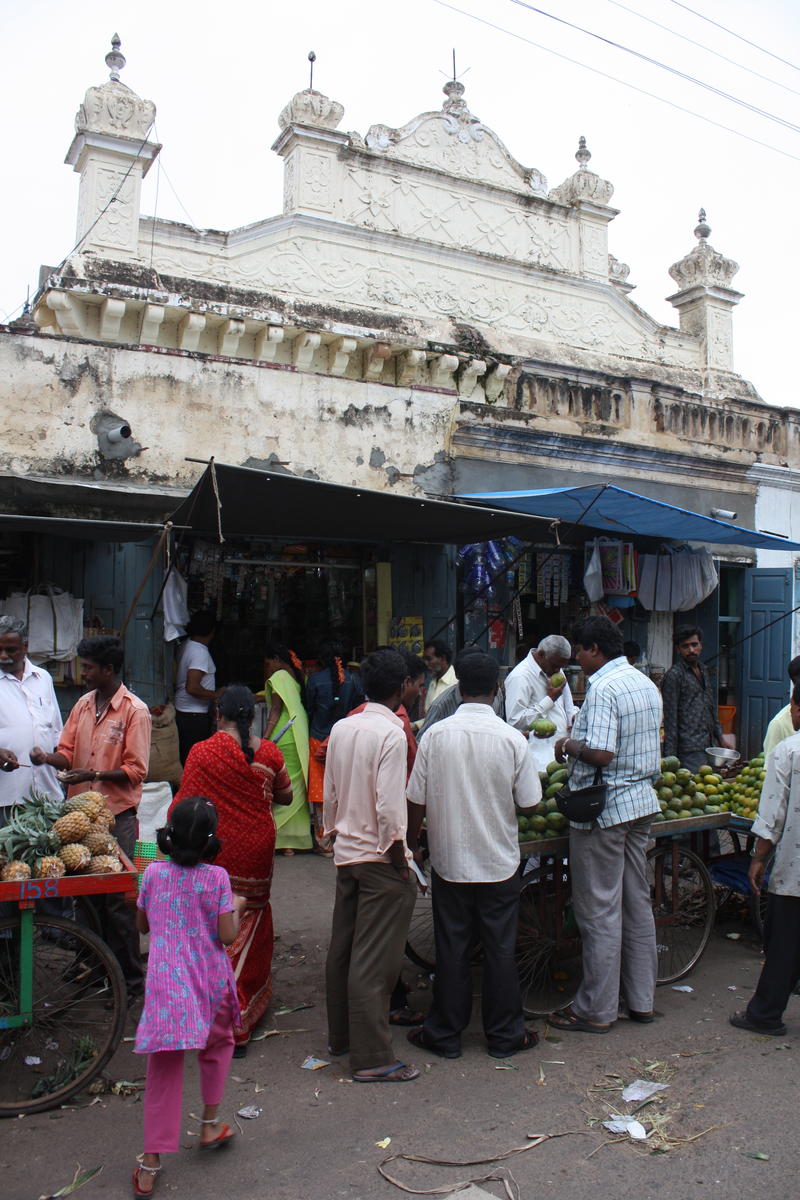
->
[195, 1116, 236, 1150]
[132, 1155, 161, 1198]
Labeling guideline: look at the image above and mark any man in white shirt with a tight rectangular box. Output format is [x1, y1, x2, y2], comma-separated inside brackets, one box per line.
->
[174, 610, 219, 763]
[422, 640, 457, 713]
[324, 648, 419, 1083]
[407, 652, 541, 1059]
[505, 634, 576, 771]
[0, 615, 63, 814]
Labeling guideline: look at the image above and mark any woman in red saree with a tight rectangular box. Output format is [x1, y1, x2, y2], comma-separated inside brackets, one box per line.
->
[171, 685, 292, 1056]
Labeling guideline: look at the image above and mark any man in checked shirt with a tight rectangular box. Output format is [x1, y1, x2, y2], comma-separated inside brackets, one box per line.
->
[661, 625, 724, 772]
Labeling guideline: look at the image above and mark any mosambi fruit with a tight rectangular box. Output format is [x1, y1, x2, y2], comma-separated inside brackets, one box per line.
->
[529, 717, 557, 738]
[549, 672, 566, 688]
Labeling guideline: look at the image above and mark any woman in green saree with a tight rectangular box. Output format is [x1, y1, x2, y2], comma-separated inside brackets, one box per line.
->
[264, 644, 312, 854]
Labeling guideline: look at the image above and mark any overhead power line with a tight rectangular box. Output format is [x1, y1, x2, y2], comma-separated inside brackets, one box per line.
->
[604, 0, 800, 100]
[666, 0, 800, 76]
[431, 0, 800, 164]
[506, 0, 800, 136]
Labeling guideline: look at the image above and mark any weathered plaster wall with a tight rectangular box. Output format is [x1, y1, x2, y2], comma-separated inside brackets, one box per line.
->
[0, 329, 457, 492]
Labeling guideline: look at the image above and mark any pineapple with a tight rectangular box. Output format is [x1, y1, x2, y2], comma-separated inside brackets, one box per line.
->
[64, 791, 107, 821]
[58, 843, 92, 873]
[53, 811, 92, 844]
[89, 855, 122, 874]
[92, 808, 116, 830]
[34, 856, 66, 879]
[1, 860, 31, 882]
[83, 829, 118, 857]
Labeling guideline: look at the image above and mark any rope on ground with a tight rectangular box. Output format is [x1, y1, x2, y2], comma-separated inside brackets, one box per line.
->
[378, 1130, 579, 1199]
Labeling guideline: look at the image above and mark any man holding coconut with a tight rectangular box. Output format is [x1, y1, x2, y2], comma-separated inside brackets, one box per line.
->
[505, 634, 576, 771]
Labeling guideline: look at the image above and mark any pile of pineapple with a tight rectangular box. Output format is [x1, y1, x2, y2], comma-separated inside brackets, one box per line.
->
[0, 790, 123, 883]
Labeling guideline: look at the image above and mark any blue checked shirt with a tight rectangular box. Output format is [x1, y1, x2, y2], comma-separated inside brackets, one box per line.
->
[569, 657, 662, 828]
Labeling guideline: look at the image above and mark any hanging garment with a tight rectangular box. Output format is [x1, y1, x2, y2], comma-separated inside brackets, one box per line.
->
[162, 569, 190, 641]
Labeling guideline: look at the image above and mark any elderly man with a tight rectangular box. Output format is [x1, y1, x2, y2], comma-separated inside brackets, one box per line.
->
[32, 634, 151, 998]
[550, 615, 662, 1034]
[731, 683, 800, 1036]
[417, 646, 505, 739]
[0, 615, 63, 814]
[504, 634, 576, 771]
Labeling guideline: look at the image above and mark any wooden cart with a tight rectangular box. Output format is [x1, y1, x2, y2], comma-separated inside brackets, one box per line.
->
[0, 853, 136, 1116]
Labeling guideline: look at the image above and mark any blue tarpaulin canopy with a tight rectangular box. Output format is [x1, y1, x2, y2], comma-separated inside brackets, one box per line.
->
[458, 483, 800, 551]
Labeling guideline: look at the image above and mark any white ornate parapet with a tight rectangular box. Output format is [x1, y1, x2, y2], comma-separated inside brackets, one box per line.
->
[549, 138, 618, 281]
[272, 87, 349, 216]
[65, 35, 160, 256]
[667, 211, 742, 372]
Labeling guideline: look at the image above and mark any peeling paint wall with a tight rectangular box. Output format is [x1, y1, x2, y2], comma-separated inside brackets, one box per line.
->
[0, 330, 457, 494]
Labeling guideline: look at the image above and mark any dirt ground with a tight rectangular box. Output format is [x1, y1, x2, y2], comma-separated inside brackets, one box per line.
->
[3, 854, 795, 1200]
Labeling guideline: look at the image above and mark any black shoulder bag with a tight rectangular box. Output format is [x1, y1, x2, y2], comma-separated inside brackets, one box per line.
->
[555, 741, 607, 823]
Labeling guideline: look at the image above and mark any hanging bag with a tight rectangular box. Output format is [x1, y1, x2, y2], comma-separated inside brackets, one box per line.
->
[555, 742, 607, 823]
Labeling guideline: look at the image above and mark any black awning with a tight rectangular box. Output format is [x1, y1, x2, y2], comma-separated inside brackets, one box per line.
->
[170, 462, 553, 545]
[0, 513, 168, 542]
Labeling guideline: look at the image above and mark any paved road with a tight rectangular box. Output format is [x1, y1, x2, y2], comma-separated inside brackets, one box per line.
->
[4, 855, 795, 1200]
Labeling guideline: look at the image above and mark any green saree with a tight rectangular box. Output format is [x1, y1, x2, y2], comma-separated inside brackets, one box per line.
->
[266, 669, 312, 851]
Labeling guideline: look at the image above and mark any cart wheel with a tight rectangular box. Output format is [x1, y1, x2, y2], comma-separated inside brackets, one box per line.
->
[0, 914, 126, 1116]
[516, 858, 582, 1016]
[648, 844, 715, 984]
[404, 860, 482, 972]
[405, 858, 436, 971]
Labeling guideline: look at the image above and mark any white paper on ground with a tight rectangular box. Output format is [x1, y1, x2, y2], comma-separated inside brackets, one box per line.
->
[621, 1080, 669, 1103]
[671, 985, 694, 993]
[602, 1115, 648, 1139]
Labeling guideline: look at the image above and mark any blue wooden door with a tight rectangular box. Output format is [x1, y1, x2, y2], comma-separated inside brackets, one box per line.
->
[739, 568, 792, 758]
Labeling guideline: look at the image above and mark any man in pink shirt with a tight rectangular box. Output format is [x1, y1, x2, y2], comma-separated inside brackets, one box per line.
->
[33, 635, 151, 998]
[323, 648, 419, 1083]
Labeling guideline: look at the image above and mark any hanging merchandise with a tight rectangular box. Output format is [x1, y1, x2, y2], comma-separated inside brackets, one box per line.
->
[638, 547, 718, 612]
[535, 552, 570, 607]
[582, 539, 636, 597]
[488, 609, 507, 650]
[583, 542, 603, 602]
[162, 568, 190, 641]
[2, 585, 84, 663]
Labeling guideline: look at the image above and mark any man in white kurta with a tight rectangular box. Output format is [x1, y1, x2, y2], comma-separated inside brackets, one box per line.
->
[504, 635, 576, 771]
[0, 615, 63, 815]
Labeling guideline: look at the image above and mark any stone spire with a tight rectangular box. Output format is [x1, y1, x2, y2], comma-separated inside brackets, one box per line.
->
[64, 34, 160, 256]
[667, 210, 742, 371]
[549, 137, 618, 281]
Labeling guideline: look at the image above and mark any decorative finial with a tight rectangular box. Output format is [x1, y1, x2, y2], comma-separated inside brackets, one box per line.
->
[308, 50, 316, 91]
[695, 208, 711, 242]
[452, 48, 457, 82]
[575, 136, 591, 169]
[105, 33, 126, 82]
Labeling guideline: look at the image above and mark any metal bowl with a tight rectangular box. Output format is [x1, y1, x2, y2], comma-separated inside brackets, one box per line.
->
[705, 746, 740, 768]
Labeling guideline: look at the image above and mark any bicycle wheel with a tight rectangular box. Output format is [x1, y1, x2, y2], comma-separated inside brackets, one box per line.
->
[648, 844, 715, 984]
[516, 858, 582, 1016]
[0, 914, 126, 1116]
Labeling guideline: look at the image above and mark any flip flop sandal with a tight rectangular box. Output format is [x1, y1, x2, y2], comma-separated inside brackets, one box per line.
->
[132, 1156, 161, 1198]
[626, 1009, 662, 1024]
[488, 1029, 539, 1058]
[197, 1122, 236, 1150]
[407, 1026, 462, 1059]
[389, 1007, 426, 1027]
[729, 1011, 787, 1036]
[352, 1061, 420, 1083]
[548, 1007, 612, 1034]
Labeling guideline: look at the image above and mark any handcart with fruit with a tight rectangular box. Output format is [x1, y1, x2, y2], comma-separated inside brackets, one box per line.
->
[405, 753, 735, 1016]
[0, 791, 136, 1116]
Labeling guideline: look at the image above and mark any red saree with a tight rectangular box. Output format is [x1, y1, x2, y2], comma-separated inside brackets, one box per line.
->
[172, 732, 290, 1043]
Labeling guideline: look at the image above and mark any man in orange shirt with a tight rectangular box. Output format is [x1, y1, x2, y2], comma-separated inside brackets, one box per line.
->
[32, 635, 151, 998]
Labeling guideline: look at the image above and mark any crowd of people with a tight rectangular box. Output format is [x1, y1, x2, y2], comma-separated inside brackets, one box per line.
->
[2, 610, 800, 1196]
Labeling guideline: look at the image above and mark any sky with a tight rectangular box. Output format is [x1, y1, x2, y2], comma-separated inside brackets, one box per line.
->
[2, 0, 798, 409]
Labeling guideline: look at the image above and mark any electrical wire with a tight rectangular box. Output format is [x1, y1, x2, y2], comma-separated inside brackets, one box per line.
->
[505, 0, 800, 136]
[665, 0, 800, 76]
[604, 0, 800, 100]
[431, 0, 800, 164]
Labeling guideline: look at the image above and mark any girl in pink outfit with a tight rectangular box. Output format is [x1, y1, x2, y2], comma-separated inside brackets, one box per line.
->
[132, 796, 245, 1198]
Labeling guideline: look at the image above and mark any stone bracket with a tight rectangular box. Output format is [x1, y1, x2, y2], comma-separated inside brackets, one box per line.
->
[292, 331, 321, 369]
[329, 336, 358, 376]
[428, 354, 459, 389]
[178, 312, 206, 352]
[397, 349, 425, 387]
[46, 290, 87, 339]
[139, 303, 166, 345]
[484, 362, 511, 404]
[254, 325, 284, 361]
[364, 342, 392, 380]
[99, 297, 126, 341]
[458, 358, 487, 398]
[218, 318, 246, 356]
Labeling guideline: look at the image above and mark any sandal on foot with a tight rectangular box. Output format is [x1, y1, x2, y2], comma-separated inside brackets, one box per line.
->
[548, 1006, 612, 1034]
[389, 1006, 425, 1027]
[627, 1009, 661, 1024]
[407, 1026, 461, 1059]
[133, 1156, 160, 1198]
[488, 1029, 539, 1058]
[729, 1011, 787, 1036]
[196, 1119, 236, 1150]
[352, 1061, 420, 1083]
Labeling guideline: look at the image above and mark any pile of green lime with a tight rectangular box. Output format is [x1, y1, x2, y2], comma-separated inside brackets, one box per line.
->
[517, 760, 570, 842]
[717, 752, 765, 820]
